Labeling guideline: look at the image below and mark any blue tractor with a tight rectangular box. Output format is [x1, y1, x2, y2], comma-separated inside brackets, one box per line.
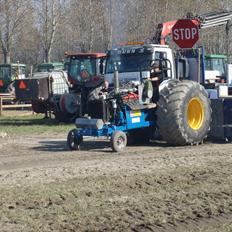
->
[67, 43, 212, 152]
[67, 10, 232, 151]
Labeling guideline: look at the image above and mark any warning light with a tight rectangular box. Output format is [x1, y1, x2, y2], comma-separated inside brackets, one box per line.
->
[18, 80, 27, 89]
[118, 41, 144, 46]
[0, 80, 4, 87]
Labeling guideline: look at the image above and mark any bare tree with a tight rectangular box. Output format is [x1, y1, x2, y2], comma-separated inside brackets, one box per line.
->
[0, 0, 30, 63]
[34, 0, 64, 63]
[0, 0, 229, 64]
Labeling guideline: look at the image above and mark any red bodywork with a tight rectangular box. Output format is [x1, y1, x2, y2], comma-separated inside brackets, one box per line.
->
[122, 93, 139, 102]
[65, 52, 106, 86]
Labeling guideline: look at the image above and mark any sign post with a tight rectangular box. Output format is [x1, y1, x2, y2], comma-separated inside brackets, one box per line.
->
[172, 19, 199, 48]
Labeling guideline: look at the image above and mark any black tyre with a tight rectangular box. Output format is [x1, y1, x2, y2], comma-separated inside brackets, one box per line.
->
[54, 101, 75, 123]
[110, 131, 127, 152]
[32, 101, 47, 113]
[157, 80, 211, 145]
[54, 109, 73, 122]
[67, 129, 83, 150]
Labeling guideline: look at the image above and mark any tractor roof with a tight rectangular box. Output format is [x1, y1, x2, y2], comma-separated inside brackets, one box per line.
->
[38, 62, 64, 67]
[205, 54, 227, 59]
[0, 63, 26, 67]
[65, 52, 106, 58]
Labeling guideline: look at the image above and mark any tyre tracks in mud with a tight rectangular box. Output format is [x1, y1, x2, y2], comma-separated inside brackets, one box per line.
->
[0, 134, 232, 231]
[0, 135, 232, 188]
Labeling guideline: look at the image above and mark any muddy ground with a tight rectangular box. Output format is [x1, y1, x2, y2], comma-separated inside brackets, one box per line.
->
[0, 132, 232, 232]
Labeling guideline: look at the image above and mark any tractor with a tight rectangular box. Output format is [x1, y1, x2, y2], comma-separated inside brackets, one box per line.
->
[205, 54, 227, 83]
[0, 63, 26, 94]
[67, 10, 232, 151]
[54, 52, 106, 122]
[67, 43, 211, 151]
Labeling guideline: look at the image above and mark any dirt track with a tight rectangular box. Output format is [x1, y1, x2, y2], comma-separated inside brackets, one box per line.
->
[1, 133, 232, 231]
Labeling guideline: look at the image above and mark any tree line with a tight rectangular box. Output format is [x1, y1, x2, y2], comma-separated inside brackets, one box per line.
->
[0, 0, 231, 66]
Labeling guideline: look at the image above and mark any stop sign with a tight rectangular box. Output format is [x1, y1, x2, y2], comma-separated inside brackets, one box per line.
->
[172, 19, 199, 49]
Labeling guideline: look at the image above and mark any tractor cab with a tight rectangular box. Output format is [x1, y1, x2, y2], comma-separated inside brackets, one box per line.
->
[0, 63, 26, 93]
[205, 54, 227, 83]
[52, 52, 106, 121]
[105, 43, 175, 86]
[65, 53, 106, 89]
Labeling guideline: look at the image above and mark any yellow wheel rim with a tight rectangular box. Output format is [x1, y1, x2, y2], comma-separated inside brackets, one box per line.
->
[187, 98, 204, 130]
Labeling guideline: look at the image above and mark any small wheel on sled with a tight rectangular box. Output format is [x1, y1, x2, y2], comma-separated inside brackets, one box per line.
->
[110, 131, 127, 152]
[67, 129, 83, 150]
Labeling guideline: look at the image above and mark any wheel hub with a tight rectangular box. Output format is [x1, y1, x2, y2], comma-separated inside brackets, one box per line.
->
[117, 136, 125, 149]
[187, 97, 204, 130]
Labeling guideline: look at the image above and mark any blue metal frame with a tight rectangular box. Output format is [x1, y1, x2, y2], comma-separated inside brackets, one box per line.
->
[72, 105, 155, 139]
[200, 46, 206, 84]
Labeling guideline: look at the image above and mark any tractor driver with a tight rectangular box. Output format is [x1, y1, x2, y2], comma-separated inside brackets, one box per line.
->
[80, 64, 90, 80]
[150, 63, 162, 103]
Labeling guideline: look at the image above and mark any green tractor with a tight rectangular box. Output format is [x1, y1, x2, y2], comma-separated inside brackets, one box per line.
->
[205, 54, 227, 83]
[0, 63, 26, 94]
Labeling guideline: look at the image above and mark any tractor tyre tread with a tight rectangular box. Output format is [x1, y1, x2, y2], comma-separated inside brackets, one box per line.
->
[157, 80, 211, 145]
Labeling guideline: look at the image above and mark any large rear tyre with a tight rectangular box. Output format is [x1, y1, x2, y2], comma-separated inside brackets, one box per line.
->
[110, 131, 127, 152]
[157, 80, 211, 145]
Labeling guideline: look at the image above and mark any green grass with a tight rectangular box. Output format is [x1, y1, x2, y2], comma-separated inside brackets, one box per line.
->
[0, 114, 73, 135]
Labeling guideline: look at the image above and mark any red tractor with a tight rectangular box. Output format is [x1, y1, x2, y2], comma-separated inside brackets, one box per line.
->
[54, 52, 106, 122]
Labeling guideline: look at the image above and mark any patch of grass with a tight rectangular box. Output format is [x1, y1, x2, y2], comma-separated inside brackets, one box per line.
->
[0, 114, 73, 135]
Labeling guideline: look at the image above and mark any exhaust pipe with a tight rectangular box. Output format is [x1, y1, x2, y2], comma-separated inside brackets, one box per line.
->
[114, 69, 119, 93]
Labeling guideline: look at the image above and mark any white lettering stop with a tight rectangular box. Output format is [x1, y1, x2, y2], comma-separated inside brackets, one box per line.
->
[172, 19, 199, 48]
[173, 27, 198, 40]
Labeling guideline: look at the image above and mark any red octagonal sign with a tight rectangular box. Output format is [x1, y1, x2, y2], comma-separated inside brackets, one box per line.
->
[172, 19, 199, 49]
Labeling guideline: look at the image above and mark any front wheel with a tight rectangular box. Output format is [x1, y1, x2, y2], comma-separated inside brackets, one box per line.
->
[67, 129, 83, 150]
[110, 131, 127, 152]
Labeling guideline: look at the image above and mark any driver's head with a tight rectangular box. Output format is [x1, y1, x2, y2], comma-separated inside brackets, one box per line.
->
[80, 64, 85, 70]
[151, 63, 160, 70]
[151, 63, 161, 74]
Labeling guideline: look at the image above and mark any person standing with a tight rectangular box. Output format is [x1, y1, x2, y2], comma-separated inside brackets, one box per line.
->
[150, 63, 162, 103]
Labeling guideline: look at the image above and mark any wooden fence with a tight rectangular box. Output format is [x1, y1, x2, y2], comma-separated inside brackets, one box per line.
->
[0, 94, 32, 116]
